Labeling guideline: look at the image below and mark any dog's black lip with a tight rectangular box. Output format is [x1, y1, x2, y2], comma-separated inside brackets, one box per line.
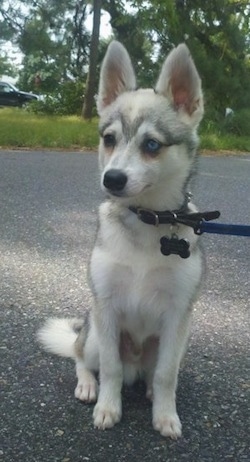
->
[109, 191, 125, 197]
[105, 189, 126, 197]
[104, 183, 152, 198]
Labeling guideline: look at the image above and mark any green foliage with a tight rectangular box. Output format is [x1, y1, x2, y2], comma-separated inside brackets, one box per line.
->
[221, 109, 250, 137]
[18, 54, 62, 93]
[1, 0, 250, 118]
[201, 108, 250, 138]
[103, 1, 156, 87]
[132, 0, 250, 112]
[28, 81, 85, 116]
[19, 19, 55, 56]
[1, 0, 90, 93]
[57, 81, 85, 115]
[0, 54, 17, 77]
[200, 109, 250, 151]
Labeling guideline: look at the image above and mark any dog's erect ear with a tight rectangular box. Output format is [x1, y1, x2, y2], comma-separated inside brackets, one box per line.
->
[97, 41, 136, 114]
[155, 44, 203, 124]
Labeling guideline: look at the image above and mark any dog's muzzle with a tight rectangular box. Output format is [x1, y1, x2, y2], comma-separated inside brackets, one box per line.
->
[103, 169, 128, 193]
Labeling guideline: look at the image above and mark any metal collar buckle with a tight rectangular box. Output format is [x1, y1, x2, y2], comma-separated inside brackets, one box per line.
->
[137, 208, 160, 227]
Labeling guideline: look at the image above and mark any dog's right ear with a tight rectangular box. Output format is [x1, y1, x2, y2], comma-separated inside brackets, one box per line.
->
[97, 41, 136, 114]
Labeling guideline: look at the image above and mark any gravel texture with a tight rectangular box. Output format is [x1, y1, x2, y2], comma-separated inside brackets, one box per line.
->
[0, 150, 249, 462]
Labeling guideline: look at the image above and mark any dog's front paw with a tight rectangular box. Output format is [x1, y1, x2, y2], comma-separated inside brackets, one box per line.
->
[93, 401, 122, 429]
[75, 376, 98, 403]
[153, 413, 182, 439]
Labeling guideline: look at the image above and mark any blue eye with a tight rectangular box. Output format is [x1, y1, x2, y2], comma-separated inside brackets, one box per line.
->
[143, 138, 162, 155]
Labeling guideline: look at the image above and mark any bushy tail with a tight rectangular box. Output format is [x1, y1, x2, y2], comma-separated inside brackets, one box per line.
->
[37, 318, 84, 359]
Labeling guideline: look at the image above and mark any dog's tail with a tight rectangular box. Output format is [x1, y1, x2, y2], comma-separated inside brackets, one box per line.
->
[37, 318, 85, 359]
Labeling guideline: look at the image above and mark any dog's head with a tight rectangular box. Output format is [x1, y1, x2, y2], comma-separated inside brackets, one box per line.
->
[97, 41, 203, 210]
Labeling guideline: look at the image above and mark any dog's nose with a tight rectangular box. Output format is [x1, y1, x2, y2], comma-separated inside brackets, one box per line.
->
[103, 169, 128, 191]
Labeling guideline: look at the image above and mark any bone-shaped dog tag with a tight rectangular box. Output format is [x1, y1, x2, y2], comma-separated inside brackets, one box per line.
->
[160, 235, 190, 258]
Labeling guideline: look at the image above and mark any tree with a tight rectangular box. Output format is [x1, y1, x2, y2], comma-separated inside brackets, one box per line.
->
[0, 54, 17, 77]
[132, 0, 250, 111]
[82, 0, 102, 119]
[103, 0, 155, 87]
[1, 0, 90, 92]
[0, 1, 20, 78]
[1, 0, 249, 115]
[82, 0, 154, 118]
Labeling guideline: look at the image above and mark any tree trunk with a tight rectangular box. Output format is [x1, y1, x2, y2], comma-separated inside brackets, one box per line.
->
[82, 0, 102, 119]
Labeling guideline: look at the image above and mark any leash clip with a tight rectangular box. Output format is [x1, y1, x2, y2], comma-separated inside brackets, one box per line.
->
[194, 211, 221, 235]
[194, 220, 204, 235]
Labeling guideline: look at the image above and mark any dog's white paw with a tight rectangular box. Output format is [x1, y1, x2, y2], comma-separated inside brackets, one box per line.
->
[153, 413, 182, 439]
[93, 402, 122, 429]
[75, 377, 98, 403]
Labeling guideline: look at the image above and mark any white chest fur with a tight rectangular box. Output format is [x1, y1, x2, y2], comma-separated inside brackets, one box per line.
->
[90, 201, 202, 344]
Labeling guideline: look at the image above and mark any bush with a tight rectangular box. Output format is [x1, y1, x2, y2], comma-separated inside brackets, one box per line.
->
[201, 107, 250, 137]
[29, 95, 61, 115]
[29, 80, 85, 116]
[58, 80, 85, 115]
[221, 109, 250, 136]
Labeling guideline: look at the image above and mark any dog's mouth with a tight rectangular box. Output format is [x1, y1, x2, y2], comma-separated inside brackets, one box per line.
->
[102, 184, 127, 197]
[106, 189, 126, 197]
[104, 183, 152, 199]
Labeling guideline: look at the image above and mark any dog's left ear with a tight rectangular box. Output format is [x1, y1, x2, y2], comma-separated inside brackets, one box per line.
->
[97, 41, 136, 114]
[156, 44, 203, 125]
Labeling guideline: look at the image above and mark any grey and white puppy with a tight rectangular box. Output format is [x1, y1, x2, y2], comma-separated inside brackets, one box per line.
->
[38, 41, 204, 439]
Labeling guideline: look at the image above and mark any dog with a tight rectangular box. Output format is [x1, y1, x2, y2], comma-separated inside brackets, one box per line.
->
[38, 40, 204, 439]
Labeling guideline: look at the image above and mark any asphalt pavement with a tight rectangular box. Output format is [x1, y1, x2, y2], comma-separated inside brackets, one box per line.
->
[0, 150, 249, 462]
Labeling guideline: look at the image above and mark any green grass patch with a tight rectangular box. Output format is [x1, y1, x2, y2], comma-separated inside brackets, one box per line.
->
[200, 133, 250, 152]
[199, 108, 250, 152]
[0, 107, 249, 152]
[0, 108, 99, 149]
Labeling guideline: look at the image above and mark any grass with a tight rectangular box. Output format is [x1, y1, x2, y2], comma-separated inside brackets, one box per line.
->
[0, 107, 249, 152]
[0, 108, 99, 150]
[199, 133, 250, 152]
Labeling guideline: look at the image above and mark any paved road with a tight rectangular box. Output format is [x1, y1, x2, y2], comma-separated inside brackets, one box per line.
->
[0, 150, 249, 462]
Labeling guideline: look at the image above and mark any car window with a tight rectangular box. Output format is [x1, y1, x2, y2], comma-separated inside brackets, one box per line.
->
[0, 84, 13, 93]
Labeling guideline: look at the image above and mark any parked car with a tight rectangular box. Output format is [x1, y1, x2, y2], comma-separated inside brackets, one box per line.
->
[0, 81, 39, 108]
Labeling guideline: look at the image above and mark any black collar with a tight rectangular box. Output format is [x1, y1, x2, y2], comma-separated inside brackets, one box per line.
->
[129, 194, 220, 232]
[128, 193, 191, 227]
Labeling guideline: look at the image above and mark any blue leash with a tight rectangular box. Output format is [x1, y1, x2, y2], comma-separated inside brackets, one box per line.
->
[159, 209, 249, 258]
[199, 221, 250, 237]
[179, 209, 250, 237]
